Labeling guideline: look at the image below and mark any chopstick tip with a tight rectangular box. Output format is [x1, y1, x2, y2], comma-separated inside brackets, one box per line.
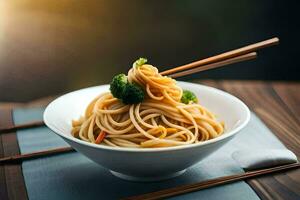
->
[251, 52, 258, 56]
[271, 37, 280, 43]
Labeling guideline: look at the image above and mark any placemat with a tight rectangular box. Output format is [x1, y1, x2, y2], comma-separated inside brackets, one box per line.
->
[13, 107, 287, 200]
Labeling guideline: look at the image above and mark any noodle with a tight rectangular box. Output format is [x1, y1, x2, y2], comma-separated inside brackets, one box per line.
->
[71, 64, 224, 148]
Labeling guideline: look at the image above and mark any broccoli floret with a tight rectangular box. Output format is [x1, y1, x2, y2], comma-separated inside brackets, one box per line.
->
[133, 57, 148, 68]
[181, 90, 198, 104]
[110, 73, 127, 99]
[122, 83, 145, 104]
[109, 73, 145, 104]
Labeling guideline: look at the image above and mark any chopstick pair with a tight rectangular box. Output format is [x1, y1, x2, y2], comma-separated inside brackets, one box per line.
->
[161, 37, 279, 77]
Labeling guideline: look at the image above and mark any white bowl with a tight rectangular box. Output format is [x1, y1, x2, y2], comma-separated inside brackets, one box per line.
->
[44, 82, 250, 181]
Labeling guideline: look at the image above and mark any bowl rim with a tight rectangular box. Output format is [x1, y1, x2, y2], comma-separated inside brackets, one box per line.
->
[43, 82, 250, 153]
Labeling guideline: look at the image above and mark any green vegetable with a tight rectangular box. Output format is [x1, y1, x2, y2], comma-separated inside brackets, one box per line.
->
[133, 57, 147, 68]
[181, 90, 198, 104]
[110, 73, 127, 99]
[122, 83, 145, 104]
[109, 73, 145, 104]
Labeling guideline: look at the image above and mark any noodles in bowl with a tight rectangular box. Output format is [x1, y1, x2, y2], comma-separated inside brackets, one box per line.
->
[44, 66, 250, 181]
[71, 59, 224, 148]
[43, 38, 275, 180]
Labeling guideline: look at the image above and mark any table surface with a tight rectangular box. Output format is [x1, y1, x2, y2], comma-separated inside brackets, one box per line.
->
[0, 80, 299, 200]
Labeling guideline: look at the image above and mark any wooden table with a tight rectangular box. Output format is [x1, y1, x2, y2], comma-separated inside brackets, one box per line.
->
[0, 80, 299, 200]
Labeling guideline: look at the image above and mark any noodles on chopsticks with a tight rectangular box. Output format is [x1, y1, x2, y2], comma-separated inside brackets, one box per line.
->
[71, 62, 224, 148]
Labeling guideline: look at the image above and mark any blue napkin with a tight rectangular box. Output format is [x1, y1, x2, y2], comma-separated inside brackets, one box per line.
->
[232, 149, 297, 170]
[14, 108, 292, 200]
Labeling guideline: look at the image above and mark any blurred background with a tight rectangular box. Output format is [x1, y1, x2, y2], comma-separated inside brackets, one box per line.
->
[0, 0, 299, 102]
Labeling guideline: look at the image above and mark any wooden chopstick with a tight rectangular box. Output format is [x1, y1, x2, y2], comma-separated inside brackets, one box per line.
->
[0, 120, 45, 134]
[160, 37, 279, 76]
[0, 147, 74, 164]
[122, 162, 300, 200]
[169, 52, 257, 78]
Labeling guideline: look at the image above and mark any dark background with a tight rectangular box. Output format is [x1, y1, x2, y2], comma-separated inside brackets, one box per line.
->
[0, 0, 299, 102]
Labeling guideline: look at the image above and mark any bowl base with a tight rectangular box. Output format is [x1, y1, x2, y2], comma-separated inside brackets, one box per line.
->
[110, 169, 186, 182]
